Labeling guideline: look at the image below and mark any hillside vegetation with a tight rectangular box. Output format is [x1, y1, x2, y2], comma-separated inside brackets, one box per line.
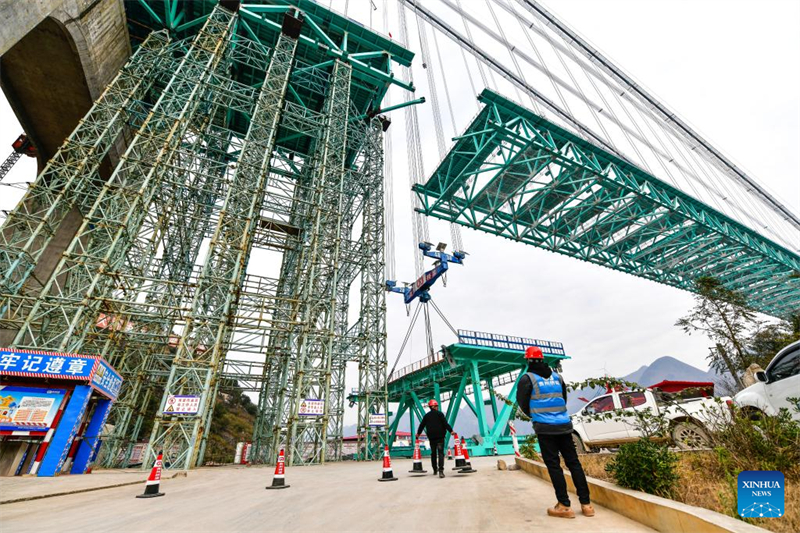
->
[204, 389, 256, 464]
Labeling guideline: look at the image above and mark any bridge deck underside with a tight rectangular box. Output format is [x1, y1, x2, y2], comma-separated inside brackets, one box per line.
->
[414, 90, 800, 319]
[125, 0, 413, 153]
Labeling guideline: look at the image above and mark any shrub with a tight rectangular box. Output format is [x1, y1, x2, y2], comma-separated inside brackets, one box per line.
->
[605, 439, 679, 497]
[707, 405, 800, 479]
[519, 433, 540, 460]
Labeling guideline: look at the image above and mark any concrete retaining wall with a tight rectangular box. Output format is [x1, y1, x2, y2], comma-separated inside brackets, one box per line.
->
[515, 456, 766, 533]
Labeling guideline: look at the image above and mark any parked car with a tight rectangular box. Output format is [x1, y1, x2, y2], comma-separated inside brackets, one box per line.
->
[571, 388, 731, 452]
[734, 340, 800, 421]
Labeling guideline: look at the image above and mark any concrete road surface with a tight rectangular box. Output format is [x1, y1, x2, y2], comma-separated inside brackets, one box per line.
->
[1, 455, 653, 532]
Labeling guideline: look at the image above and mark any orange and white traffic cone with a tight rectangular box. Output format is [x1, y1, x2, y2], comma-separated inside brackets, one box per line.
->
[378, 445, 398, 482]
[408, 439, 427, 475]
[509, 421, 521, 459]
[447, 448, 453, 460]
[493, 443, 498, 456]
[452, 432, 467, 470]
[266, 448, 290, 490]
[459, 437, 476, 473]
[136, 452, 165, 498]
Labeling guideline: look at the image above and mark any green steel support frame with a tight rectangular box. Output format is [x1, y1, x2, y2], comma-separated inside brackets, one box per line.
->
[146, 23, 299, 470]
[1, 0, 412, 470]
[0, 31, 171, 337]
[387, 332, 567, 456]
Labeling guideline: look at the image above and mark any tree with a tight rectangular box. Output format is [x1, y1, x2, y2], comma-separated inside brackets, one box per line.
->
[676, 276, 758, 390]
[747, 320, 800, 369]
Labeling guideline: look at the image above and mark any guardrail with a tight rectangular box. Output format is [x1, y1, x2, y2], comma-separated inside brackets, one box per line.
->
[388, 329, 567, 383]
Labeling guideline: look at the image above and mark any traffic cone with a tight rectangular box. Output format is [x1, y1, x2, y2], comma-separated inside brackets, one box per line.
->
[266, 448, 290, 489]
[509, 421, 521, 458]
[459, 437, 476, 473]
[378, 445, 398, 482]
[452, 433, 467, 470]
[447, 448, 453, 460]
[493, 443, 498, 456]
[408, 439, 427, 475]
[136, 452, 165, 498]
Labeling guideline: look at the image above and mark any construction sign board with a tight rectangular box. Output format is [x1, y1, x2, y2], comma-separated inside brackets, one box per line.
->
[368, 413, 386, 427]
[163, 395, 200, 415]
[90, 359, 122, 400]
[298, 399, 324, 416]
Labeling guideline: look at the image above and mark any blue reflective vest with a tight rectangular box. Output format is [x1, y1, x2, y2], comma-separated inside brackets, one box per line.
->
[528, 372, 570, 425]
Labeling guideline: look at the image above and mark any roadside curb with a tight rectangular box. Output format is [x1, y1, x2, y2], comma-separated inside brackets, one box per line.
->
[515, 456, 767, 533]
[0, 472, 187, 505]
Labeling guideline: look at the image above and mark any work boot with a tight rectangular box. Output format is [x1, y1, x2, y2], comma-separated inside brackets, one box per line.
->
[547, 503, 575, 519]
[439, 471, 445, 478]
[581, 504, 595, 517]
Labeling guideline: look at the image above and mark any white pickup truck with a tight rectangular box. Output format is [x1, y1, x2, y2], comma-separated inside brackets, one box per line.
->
[571, 389, 731, 452]
[734, 340, 800, 421]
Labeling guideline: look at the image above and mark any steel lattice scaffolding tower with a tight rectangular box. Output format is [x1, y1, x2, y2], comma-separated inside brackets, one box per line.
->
[0, 0, 415, 470]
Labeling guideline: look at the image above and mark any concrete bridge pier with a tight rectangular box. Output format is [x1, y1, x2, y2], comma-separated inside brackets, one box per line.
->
[0, 0, 132, 346]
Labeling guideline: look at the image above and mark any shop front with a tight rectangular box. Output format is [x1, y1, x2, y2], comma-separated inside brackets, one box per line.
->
[0, 348, 122, 476]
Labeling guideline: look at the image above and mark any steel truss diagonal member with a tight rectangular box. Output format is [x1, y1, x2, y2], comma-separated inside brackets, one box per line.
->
[146, 22, 300, 471]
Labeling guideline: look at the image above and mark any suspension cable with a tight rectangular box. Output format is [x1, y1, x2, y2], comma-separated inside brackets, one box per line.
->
[399, 1, 429, 276]
[382, 0, 396, 281]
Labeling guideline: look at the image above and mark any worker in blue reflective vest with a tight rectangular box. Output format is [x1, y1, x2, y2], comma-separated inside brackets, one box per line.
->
[516, 346, 594, 519]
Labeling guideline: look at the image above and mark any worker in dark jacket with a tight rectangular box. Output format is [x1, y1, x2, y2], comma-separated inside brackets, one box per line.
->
[516, 346, 594, 519]
[415, 399, 453, 478]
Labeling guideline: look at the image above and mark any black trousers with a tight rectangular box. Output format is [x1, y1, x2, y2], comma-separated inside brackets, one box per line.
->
[538, 433, 591, 506]
[429, 439, 445, 472]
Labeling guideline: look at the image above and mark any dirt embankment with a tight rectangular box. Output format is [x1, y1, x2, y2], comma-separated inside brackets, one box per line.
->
[578, 451, 798, 533]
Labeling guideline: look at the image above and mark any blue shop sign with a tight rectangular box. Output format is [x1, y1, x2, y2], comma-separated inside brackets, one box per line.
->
[0, 349, 96, 380]
[0, 348, 122, 401]
[91, 359, 122, 400]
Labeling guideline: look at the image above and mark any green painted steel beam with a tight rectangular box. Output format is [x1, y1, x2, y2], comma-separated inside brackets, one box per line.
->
[137, 0, 163, 26]
[175, 14, 209, 34]
[414, 89, 800, 319]
[237, 8, 414, 93]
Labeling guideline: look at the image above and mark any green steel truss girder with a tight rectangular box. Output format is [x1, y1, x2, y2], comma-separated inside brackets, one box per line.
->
[10, 7, 238, 352]
[146, 29, 299, 471]
[414, 90, 800, 319]
[387, 341, 567, 456]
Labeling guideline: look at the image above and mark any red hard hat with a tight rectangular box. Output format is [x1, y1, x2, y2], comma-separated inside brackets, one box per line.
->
[525, 346, 544, 359]
[428, 399, 439, 408]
